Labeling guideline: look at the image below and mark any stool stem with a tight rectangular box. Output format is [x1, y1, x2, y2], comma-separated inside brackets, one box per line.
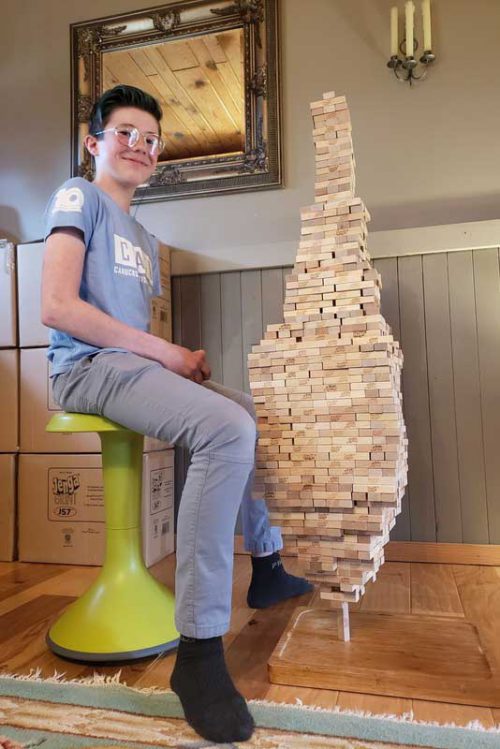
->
[99, 430, 144, 530]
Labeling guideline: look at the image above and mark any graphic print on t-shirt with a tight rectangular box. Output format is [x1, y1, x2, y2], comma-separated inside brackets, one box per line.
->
[113, 233, 153, 286]
[52, 187, 85, 213]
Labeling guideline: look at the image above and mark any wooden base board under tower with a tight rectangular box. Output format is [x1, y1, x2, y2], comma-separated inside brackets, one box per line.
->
[268, 607, 500, 708]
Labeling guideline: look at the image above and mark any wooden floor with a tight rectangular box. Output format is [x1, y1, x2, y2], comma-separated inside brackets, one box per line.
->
[0, 555, 499, 729]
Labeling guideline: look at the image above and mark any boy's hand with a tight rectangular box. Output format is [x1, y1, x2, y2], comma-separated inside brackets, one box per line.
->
[157, 342, 211, 383]
[193, 349, 212, 382]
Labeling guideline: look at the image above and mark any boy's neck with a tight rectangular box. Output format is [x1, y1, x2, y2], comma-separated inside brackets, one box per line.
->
[93, 175, 136, 214]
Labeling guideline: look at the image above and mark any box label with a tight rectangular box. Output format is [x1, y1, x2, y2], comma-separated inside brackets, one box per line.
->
[48, 467, 104, 523]
[150, 467, 174, 514]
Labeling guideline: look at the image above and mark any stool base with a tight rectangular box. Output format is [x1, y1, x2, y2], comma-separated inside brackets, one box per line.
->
[47, 635, 179, 663]
[47, 553, 179, 664]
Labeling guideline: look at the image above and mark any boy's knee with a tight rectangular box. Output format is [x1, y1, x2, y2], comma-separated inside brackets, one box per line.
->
[207, 404, 256, 461]
[239, 392, 256, 422]
[229, 407, 257, 456]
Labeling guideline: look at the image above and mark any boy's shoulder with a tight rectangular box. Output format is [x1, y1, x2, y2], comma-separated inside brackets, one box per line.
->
[54, 177, 99, 198]
[49, 177, 100, 214]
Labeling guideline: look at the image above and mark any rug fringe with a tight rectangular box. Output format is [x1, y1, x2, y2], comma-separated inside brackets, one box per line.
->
[0, 669, 170, 693]
[1, 670, 499, 735]
[249, 697, 500, 734]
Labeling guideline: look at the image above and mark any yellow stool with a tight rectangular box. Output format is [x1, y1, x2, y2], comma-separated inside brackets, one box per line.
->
[45, 412, 179, 662]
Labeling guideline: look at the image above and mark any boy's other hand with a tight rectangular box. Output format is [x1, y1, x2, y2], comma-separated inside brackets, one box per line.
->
[157, 342, 211, 383]
[193, 349, 211, 382]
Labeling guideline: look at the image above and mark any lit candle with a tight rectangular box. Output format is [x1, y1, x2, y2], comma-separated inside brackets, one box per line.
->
[405, 1, 415, 58]
[390, 7, 399, 57]
[422, 0, 432, 50]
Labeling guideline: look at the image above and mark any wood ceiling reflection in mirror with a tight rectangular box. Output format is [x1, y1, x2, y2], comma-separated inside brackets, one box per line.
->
[103, 29, 245, 161]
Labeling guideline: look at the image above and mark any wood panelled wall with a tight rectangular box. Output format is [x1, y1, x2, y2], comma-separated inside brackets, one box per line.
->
[172, 248, 500, 544]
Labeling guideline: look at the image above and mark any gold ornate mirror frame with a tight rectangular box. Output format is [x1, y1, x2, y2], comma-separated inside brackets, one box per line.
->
[71, 0, 282, 202]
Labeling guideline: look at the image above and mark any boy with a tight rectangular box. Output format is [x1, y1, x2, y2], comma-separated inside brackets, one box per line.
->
[41, 84, 312, 744]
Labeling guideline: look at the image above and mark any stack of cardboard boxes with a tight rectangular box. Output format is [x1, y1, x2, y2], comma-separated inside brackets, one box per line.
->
[0, 240, 17, 562]
[0, 238, 175, 567]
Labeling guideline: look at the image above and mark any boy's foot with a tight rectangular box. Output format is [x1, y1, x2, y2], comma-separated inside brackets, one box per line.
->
[170, 635, 254, 743]
[247, 551, 314, 609]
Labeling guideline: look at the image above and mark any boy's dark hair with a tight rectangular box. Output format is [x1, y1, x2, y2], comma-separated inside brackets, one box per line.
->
[89, 84, 163, 136]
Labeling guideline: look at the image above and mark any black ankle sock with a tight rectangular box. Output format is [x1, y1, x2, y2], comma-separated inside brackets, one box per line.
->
[170, 634, 254, 743]
[247, 551, 314, 609]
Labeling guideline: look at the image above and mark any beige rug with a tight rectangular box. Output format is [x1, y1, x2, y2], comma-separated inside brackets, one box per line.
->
[0, 674, 498, 748]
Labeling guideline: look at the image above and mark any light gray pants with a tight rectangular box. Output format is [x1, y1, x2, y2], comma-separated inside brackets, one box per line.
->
[52, 350, 283, 638]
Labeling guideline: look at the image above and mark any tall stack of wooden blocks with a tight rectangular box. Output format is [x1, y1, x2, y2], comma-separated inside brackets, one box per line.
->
[248, 92, 408, 605]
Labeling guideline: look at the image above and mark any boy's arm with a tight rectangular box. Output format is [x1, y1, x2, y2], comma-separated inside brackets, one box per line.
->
[41, 228, 210, 383]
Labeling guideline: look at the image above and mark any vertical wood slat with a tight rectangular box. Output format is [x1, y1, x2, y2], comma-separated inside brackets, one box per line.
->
[474, 249, 500, 543]
[180, 275, 201, 351]
[241, 271, 263, 394]
[282, 266, 293, 301]
[398, 256, 436, 541]
[374, 258, 401, 340]
[262, 268, 284, 328]
[201, 274, 223, 384]
[221, 272, 244, 391]
[374, 257, 409, 541]
[422, 254, 462, 542]
[172, 276, 182, 346]
[448, 252, 489, 544]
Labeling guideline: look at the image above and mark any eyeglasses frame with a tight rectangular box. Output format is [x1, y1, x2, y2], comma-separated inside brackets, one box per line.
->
[93, 125, 164, 157]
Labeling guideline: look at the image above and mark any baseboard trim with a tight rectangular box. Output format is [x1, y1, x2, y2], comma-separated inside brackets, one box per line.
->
[385, 541, 500, 566]
[235, 536, 500, 566]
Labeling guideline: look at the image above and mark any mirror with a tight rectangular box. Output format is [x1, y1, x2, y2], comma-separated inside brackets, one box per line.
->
[71, 0, 282, 202]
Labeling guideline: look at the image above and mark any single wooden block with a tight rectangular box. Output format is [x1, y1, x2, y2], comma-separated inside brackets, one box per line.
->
[269, 607, 500, 707]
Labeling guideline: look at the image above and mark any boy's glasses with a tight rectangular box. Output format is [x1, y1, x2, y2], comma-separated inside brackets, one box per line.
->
[94, 125, 164, 156]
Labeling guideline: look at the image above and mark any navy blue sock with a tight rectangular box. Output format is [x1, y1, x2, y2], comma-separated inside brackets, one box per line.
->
[170, 635, 254, 743]
[247, 551, 313, 609]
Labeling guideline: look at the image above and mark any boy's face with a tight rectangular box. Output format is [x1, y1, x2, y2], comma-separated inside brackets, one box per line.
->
[86, 106, 161, 189]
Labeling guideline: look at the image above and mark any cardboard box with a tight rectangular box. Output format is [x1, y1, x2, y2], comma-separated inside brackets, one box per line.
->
[141, 448, 175, 567]
[150, 296, 172, 342]
[151, 243, 172, 341]
[17, 241, 49, 348]
[18, 241, 173, 347]
[0, 349, 19, 452]
[20, 347, 99, 453]
[0, 454, 16, 561]
[158, 243, 171, 291]
[0, 240, 17, 347]
[18, 450, 174, 566]
[19, 347, 168, 453]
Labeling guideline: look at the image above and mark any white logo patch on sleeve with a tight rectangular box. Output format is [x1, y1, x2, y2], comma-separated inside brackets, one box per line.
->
[52, 187, 84, 213]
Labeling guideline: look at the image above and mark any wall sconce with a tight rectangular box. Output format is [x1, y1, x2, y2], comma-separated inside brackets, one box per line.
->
[387, 0, 435, 84]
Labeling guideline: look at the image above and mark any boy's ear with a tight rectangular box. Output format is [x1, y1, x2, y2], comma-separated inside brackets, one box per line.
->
[84, 134, 99, 157]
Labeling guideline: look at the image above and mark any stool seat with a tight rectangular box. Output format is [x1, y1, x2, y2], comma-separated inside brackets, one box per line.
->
[46, 412, 124, 433]
[45, 412, 179, 662]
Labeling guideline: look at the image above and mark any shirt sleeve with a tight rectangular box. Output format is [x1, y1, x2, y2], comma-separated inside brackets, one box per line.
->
[44, 178, 98, 247]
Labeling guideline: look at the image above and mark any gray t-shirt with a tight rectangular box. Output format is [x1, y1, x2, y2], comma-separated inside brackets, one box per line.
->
[44, 177, 161, 375]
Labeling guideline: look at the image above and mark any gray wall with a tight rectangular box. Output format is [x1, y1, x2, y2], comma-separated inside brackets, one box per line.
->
[172, 247, 500, 544]
[1, 0, 500, 255]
